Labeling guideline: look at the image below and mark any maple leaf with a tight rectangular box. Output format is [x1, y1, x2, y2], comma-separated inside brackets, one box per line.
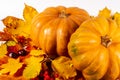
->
[0, 44, 7, 58]
[113, 12, 120, 27]
[98, 7, 111, 18]
[23, 56, 43, 79]
[52, 56, 77, 79]
[2, 4, 38, 38]
[30, 49, 46, 56]
[0, 58, 23, 75]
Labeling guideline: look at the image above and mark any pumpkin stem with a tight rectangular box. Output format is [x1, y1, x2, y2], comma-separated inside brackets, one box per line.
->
[59, 10, 70, 18]
[101, 35, 111, 48]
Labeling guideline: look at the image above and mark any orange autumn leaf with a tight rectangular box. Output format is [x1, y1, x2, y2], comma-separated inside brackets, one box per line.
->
[2, 4, 38, 37]
[98, 7, 111, 18]
[0, 58, 23, 75]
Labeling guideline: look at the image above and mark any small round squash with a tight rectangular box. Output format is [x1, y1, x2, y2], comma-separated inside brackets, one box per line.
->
[30, 6, 90, 56]
[68, 16, 120, 80]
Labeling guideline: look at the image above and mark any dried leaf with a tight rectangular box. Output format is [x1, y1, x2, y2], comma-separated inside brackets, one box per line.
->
[52, 56, 77, 79]
[23, 4, 38, 22]
[113, 12, 120, 27]
[23, 56, 43, 79]
[30, 49, 45, 56]
[0, 44, 7, 58]
[98, 7, 111, 18]
[0, 58, 23, 75]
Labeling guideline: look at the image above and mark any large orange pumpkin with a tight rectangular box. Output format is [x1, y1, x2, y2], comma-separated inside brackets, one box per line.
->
[30, 6, 90, 56]
[68, 16, 120, 80]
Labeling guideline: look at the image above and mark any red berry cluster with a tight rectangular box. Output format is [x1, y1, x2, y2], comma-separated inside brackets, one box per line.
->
[39, 70, 59, 80]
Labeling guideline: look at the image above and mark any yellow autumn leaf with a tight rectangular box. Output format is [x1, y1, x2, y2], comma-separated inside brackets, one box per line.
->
[23, 56, 43, 79]
[22, 4, 39, 37]
[23, 4, 39, 22]
[2, 4, 38, 38]
[0, 58, 23, 75]
[0, 44, 7, 58]
[113, 12, 120, 27]
[3, 16, 25, 36]
[30, 49, 46, 56]
[98, 7, 111, 18]
[52, 56, 77, 79]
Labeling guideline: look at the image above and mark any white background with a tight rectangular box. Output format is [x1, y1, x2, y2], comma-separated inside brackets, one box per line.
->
[0, 0, 120, 31]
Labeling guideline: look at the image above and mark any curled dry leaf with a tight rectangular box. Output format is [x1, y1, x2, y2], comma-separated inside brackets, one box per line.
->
[52, 56, 77, 80]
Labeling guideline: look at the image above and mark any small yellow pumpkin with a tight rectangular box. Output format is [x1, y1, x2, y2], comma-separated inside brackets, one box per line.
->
[68, 16, 120, 80]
